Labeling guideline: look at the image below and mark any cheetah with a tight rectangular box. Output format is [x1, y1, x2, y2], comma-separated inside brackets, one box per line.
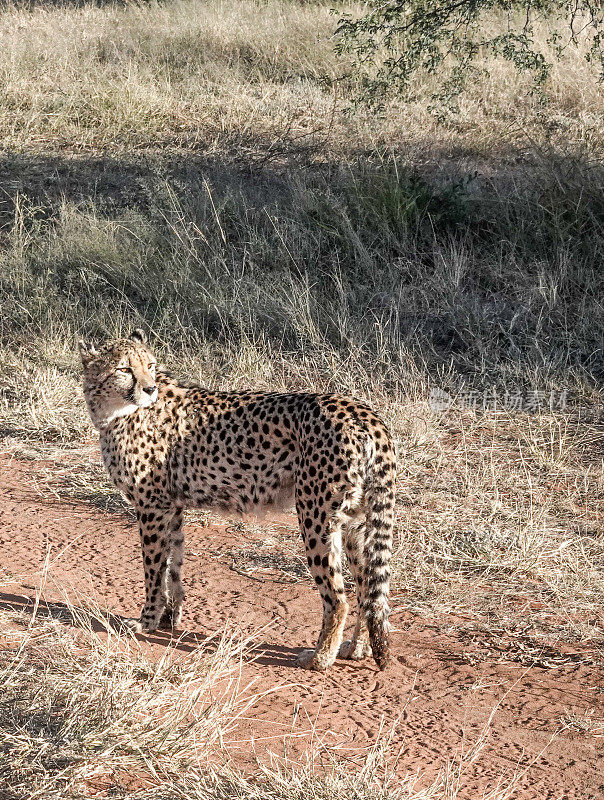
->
[79, 330, 396, 671]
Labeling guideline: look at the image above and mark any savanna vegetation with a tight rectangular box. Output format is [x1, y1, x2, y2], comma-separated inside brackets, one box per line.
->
[0, 0, 602, 797]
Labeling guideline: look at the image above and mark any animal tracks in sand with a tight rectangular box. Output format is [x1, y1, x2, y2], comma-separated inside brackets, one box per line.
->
[0, 455, 603, 799]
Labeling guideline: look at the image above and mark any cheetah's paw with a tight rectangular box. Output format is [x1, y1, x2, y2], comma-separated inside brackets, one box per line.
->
[121, 617, 143, 634]
[122, 616, 161, 634]
[295, 648, 332, 671]
[158, 607, 182, 630]
[338, 639, 372, 661]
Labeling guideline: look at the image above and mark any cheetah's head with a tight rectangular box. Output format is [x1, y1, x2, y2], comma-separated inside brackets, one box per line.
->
[79, 329, 158, 430]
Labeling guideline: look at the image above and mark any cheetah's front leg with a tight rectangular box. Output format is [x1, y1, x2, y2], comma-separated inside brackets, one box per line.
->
[159, 506, 185, 629]
[125, 507, 179, 633]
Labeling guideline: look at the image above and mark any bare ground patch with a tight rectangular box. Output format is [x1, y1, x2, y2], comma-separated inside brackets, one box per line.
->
[1, 454, 603, 799]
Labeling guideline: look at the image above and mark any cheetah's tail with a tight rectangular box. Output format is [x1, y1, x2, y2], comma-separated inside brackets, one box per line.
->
[363, 437, 396, 671]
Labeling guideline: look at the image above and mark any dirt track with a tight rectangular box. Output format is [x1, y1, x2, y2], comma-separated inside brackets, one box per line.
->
[1, 454, 603, 799]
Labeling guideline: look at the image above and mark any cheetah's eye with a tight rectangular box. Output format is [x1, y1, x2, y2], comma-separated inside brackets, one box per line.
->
[148, 363, 155, 371]
[116, 367, 132, 374]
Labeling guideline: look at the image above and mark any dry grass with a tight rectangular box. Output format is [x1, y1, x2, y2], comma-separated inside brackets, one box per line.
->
[0, 594, 540, 800]
[0, 595, 256, 799]
[560, 710, 604, 737]
[0, 0, 600, 156]
[0, 0, 341, 155]
[0, 0, 603, 793]
[390, 405, 604, 635]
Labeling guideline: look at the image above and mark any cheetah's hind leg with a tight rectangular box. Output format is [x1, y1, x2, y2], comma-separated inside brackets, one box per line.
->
[296, 498, 349, 671]
[338, 515, 372, 661]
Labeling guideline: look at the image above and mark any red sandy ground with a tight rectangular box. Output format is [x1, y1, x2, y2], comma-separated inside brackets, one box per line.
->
[0, 454, 603, 799]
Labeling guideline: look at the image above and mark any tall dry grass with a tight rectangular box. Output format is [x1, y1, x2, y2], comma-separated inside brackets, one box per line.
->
[0, 0, 600, 154]
[0, 1, 601, 405]
[0, 592, 255, 798]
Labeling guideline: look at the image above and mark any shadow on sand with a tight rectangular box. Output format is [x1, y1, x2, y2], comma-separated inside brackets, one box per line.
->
[0, 589, 304, 666]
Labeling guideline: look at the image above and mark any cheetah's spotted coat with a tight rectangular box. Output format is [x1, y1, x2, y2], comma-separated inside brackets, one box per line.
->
[79, 331, 396, 671]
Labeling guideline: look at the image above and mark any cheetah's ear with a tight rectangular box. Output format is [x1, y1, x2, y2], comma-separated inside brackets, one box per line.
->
[78, 339, 98, 368]
[129, 328, 147, 345]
